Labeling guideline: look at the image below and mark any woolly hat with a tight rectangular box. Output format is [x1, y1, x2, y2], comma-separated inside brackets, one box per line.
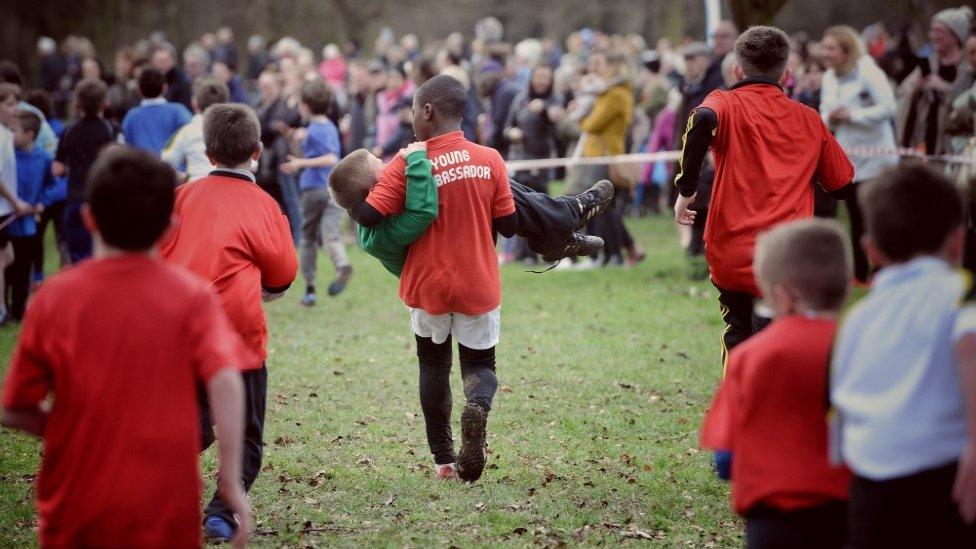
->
[932, 6, 974, 45]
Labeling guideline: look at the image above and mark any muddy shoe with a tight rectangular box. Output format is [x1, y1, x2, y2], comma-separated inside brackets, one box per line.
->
[541, 233, 604, 263]
[573, 179, 614, 228]
[456, 403, 488, 482]
[327, 265, 353, 296]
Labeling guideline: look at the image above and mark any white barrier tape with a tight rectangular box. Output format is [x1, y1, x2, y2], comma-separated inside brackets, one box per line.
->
[505, 147, 976, 172]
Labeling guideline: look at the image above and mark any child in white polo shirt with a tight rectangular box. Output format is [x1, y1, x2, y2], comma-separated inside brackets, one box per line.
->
[830, 165, 976, 548]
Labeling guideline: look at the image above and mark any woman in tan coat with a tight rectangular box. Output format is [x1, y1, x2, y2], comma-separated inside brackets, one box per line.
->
[580, 52, 643, 265]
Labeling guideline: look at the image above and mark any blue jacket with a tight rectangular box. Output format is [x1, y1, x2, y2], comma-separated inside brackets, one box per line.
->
[12, 147, 56, 237]
[122, 99, 192, 154]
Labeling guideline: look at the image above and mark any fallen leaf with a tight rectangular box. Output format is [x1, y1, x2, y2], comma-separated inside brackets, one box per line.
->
[500, 385, 514, 393]
[384, 494, 397, 506]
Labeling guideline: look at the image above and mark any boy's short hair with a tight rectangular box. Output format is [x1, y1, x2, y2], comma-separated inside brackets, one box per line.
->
[86, 147, 176, 251]
[328, 149, 374, 210]
[0, 82, 20, 103]
[859, 165, 965, 263]
[192, 77, 230, 112]
[734, 25, 791, 79]
[415, 74, 467, 120]
[300, 79, 333, 116]
[755, 218, 851, 311]
[15, 109, 41, 138]
[24, 89, 53, 118]
[74, 78, 107, 116]
[202, 103, 261, 166]
[138, 68, 165, 99]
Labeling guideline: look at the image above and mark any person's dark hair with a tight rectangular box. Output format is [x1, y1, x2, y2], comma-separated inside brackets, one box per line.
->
[24, 89, 53, 118]
[192, 76, 230, 112]
[0, 61, 23, 87]
[859, 165, 965, 263]
[412, 55, 438, 85]
[734, 25, 791, 79]
[417, 74, 467, 120]
[203, 103, 261, 166]
[0, 83, 21, 103]
[15, 109, 41, 138]
[300, 79, 333, 116]
[75, 78, 107, 116]
[137, 67, 165, 98]
[328, 148, 374, 209]
[86, 146, 176, 250]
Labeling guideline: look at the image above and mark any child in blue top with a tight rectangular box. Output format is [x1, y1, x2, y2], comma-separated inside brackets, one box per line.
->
[122, 68, 191, 154]
[8, 110, 54, 320]
[280, 79, 350, 306]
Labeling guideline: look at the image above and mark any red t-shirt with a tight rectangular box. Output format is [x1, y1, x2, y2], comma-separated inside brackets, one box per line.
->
[161, 173, 298, 369]
[365, 131, 515, 315]
[1, 254, 247, 548]
[701, 83, 854, 296]
[700, 316, 850, 515]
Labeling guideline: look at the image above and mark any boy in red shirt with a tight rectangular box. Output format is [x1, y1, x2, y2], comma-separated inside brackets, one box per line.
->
[701, 218, 852, 548]
[161, 104, 298, 540]
[351, 75, 516, 482]
[673, 26, 854, 369]
[2, 147, 250, 548]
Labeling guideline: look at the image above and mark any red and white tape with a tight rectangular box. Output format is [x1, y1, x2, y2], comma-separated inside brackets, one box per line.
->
[505, 147, 976, 172]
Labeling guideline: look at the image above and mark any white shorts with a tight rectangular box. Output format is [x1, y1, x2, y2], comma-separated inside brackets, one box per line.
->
[410, 307, 501, 350]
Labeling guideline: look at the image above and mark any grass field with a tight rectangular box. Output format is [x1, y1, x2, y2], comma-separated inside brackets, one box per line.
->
[0, 212, 742, 547]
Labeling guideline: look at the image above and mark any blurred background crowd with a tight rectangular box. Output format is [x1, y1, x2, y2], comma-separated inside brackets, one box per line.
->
[2, 3, 975, 274]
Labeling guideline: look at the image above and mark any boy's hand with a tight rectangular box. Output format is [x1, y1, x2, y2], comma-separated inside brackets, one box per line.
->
[12, 199, 31, 217]
[954, 443, 976, 523]
[400, 141, 427, 159]
[291, 127, 308, 143]
[33, 203, 44, 215]
[220, 478, 251, 548]
[279, 155, 304, 175]
[674, 193, 697, 225]
[506, 127, 524, 142]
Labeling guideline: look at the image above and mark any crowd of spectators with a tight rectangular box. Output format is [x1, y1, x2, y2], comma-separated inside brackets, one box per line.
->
[9, 6, 976, 272]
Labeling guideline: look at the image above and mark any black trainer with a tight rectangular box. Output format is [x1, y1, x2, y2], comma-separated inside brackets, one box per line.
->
[541, 233, 604, 263]
[573, 179, 614, 228]
[456, 402, 488, 482]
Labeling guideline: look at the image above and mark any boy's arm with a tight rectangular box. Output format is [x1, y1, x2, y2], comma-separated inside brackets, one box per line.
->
[816, 123, 855, 199]
[384, 147, 438, 247]
[350, 201, 386, 227]
[953, 302, 976, 523]
[673, 107, 718, 225]
[1, 295, 52, 438]
[355, 156, 408, 227]
[249, 206, 298, 294]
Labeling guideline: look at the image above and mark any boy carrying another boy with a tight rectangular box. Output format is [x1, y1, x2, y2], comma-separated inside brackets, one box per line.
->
[2, 147, 250, 548]
[280, 79, 351, 306]
[7, 110, 54, 321]
[161, 103, 297, 541]
[830, 166, 976, 548]
[701, 218, 852, 549]
[672, 26, 854, 369]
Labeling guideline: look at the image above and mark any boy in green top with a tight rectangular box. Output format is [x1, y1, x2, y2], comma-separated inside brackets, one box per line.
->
[356, 141, 436, 277]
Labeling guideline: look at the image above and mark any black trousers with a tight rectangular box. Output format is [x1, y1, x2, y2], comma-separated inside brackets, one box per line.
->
[746, 501, 848, 549]
[199, 365, 268, 524]
[850, 462, 976, 549]
[846, 182, 870, 282]
[33, 200, 65, 278]
[510, 179, 579, 254]
[416, 335, 498, 465]
[716, 284, 772, 372]
[4, 237, 36, 320]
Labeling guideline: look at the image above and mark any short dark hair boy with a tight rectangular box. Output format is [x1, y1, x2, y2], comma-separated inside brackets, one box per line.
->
[15, 109, 40, 139]
[75, 78, 107, 117]
[203, 103, 261, 167]
[299, 79, 332, 116]
[192, 77, 230, 113]
[137, 68, 166, 99]
[733, 25, 792, 79]
[86, 147, 176, 250]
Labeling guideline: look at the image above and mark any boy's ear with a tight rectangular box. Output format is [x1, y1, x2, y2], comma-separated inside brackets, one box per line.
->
[732, 64, 744, 83]
[206, 152, 217, 167]
[861, 234, 887, 270]
[779, 68, 793, 87]
[80, 204, 98, 234]
[424, 103, 434, 121]
[251, 143, 263, 162]
[944, 226, 966, 265]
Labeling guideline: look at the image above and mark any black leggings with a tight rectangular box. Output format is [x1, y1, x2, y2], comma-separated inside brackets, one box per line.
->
[416, 335, 498, 465]
[846, 183, 870, 282]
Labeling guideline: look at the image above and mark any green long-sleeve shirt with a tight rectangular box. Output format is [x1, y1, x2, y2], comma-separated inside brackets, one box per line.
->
[359, 150, 438, 277]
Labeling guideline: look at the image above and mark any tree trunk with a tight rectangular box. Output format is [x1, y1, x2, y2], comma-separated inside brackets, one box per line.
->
[727, 0, 790, 28]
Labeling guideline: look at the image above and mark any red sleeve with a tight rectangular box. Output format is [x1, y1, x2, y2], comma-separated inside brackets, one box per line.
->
[816, 121, 855, 192]
[189, 288, 249, 382]
[365, 156, 407, 216]
[2, 295, 52, 408]
[251, 199, 298, 289]
[700, 354, 742, 451]
[491, 154, 515, 218]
